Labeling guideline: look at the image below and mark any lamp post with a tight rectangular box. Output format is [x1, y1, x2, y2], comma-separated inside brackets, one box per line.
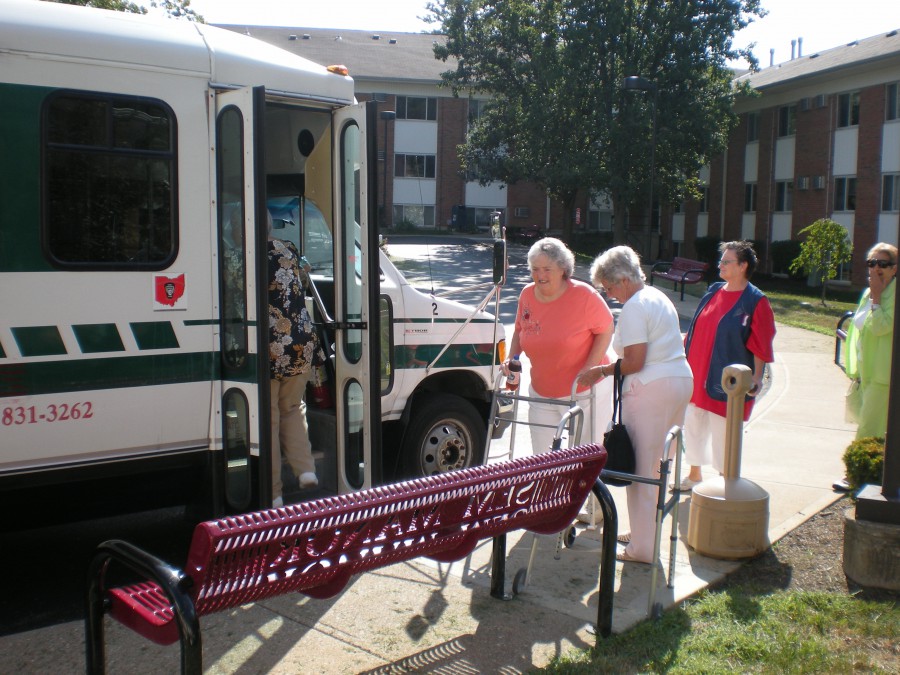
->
[622, 76, 658, 246]
[379, 110, 396, 227]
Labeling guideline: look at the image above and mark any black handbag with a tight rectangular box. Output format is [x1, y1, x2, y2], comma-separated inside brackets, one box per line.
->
[602, 359, 636, 486]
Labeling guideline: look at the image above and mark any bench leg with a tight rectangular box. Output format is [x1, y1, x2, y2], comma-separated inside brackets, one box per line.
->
[592, 479, 618, 639]
[85, 554, 109, 675]
[489, 534, 509, 600]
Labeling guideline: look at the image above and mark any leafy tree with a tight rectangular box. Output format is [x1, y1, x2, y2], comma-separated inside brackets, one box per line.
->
[45, 0, 203, 21]
[427, 0, 763, 246]
[789, 218, 854, 306]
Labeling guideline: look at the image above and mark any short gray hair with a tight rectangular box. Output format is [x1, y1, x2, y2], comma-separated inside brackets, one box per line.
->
[590, 245, 645, 288]
[527, 237, 575, 279]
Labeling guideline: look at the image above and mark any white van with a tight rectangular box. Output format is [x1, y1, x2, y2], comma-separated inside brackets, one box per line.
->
[0, 0, 505, 525]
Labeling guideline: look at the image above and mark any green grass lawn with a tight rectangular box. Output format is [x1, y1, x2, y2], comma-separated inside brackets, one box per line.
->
[674, 275, 859, 336]
[536, 589, 898, 673]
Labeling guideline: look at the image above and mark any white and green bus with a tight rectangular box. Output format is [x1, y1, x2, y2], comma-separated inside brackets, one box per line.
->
[0, 0, 506, 525]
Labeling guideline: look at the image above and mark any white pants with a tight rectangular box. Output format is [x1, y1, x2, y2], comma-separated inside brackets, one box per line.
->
[683, 403, 728, 474]
[527, 376, 614, 453]
[621, 376, 693, 563]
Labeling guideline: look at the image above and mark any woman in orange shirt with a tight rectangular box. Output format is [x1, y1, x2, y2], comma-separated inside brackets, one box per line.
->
[506, 238, 615, 454]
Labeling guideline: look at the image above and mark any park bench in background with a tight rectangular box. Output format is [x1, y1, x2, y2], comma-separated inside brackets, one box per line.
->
[649, 256, 710, 300]
[86, 444, 616, 675]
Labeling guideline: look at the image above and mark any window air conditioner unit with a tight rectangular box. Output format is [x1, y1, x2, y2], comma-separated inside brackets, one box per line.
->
[797, 176, 810, 190]
[813, 175, 826, 190]
[799, 97, 810, 111]
[814, 94, 827, 108]
[514, 206, 530, 218]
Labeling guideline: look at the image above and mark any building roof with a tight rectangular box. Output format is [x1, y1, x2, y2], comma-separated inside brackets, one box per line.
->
[736, 27, 900, 90]
[215, 26, 453, 85]
[218, 23, 900, 97]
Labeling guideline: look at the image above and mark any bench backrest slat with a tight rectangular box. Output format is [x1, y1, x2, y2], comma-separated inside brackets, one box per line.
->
[670, 257, 708, 271]
[187, 445, 605, 615]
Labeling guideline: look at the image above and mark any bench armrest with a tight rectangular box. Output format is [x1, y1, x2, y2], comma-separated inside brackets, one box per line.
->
[649, 261, 673, 274]
[677, 267, 707, 283]
[86, 540, 200, 674]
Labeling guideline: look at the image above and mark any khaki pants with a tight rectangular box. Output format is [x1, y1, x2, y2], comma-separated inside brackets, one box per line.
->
[270, 371, 315, 498]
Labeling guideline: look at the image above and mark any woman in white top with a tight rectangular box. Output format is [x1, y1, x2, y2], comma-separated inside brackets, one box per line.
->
[579, 246, 693, 563]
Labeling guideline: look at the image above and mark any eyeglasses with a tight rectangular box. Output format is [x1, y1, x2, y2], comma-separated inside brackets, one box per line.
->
[866, 259, 896, 269]
[718, 258, 739, 266]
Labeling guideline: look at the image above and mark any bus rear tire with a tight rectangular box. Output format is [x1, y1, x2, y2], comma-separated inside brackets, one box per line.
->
[401, 393, 486, 477]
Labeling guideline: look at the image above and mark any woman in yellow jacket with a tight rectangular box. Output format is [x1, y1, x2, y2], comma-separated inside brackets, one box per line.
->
[843, 242, 896, 440]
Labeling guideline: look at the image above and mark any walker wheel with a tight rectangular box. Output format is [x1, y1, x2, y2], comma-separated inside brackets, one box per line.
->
[564, 525, 576, 548]
[512, 568, 528, 596]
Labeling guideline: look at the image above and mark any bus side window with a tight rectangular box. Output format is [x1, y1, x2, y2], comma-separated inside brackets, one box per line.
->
[43, 91, 177, 269]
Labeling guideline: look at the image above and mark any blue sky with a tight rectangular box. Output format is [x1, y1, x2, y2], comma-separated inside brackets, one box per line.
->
[185, 0, 898, 69]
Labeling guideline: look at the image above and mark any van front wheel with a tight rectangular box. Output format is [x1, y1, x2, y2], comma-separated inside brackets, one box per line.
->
[401, 394, 487, 477]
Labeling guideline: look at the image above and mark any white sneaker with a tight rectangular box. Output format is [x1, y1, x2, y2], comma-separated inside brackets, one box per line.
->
[272, 496, 284, 508]
[299, 472, 318, 489]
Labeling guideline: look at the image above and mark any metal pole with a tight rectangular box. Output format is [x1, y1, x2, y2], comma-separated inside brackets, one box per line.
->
[649, 86, 658, 237]
[622, 76, 658, 258]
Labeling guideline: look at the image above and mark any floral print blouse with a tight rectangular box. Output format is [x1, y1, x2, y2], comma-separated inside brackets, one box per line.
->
[268, 238, 325, 380]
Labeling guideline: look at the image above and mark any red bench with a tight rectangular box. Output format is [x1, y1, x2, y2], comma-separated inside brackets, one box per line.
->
[86, 445, 615, 675]
[650, 256, 709, 300]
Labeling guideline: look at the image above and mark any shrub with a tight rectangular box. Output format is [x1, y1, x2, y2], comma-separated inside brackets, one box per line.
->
[693, 236, 722, 281]
[769, 240, 803, 277]
[842, 436, 884, 489]
[394, 218, 418, 232]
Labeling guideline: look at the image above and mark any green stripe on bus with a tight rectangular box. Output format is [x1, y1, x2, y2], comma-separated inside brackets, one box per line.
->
[130, 322, 179, 350]
[393, 342, 498, 369]
[12, 326, 67, 357]
[183, 319, 258, 327]
[73, 324, 126, 353]
[399, 317, 496, 324]
[0, 352, 228, 397]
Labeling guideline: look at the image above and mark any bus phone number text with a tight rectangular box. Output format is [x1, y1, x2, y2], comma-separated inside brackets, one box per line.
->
[2, 403, 94, 426]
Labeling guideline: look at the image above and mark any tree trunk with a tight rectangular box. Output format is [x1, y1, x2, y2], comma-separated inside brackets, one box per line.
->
[612, 195, 627, 246]
[559, 190, 577, 244]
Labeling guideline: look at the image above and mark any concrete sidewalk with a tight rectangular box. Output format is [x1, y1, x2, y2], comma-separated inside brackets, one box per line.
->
[0, 283, 856, 674]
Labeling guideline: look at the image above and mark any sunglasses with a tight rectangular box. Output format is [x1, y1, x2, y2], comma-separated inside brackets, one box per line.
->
[866, 259, 896, 269]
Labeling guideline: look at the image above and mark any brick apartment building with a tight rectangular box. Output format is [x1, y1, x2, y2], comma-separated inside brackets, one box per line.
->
[675, 29, 900, 284]
[222, 24, 900, 283]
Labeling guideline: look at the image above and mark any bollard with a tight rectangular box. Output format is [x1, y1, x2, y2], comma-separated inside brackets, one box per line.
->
[686, 364, 770, 559]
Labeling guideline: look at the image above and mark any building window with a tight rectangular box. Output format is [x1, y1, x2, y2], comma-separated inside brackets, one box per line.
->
[746, 112, 759, 142]
[394, 154, 436, 178]
[468, 98, 489, 123]
[699, 186, 709, 213]
[887, 83, 900, 121]
[775, 181, 793, 212]
[392, 204, 435, 228]
[43, 91, 176, 268]
[744, 183, 757, 212]
[834, 176, 857, 211]
[837, 92, 860, 127]
[883, 174, 900, 212]
[396, 96, 437, 121]
[777, 105, 797, 137]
